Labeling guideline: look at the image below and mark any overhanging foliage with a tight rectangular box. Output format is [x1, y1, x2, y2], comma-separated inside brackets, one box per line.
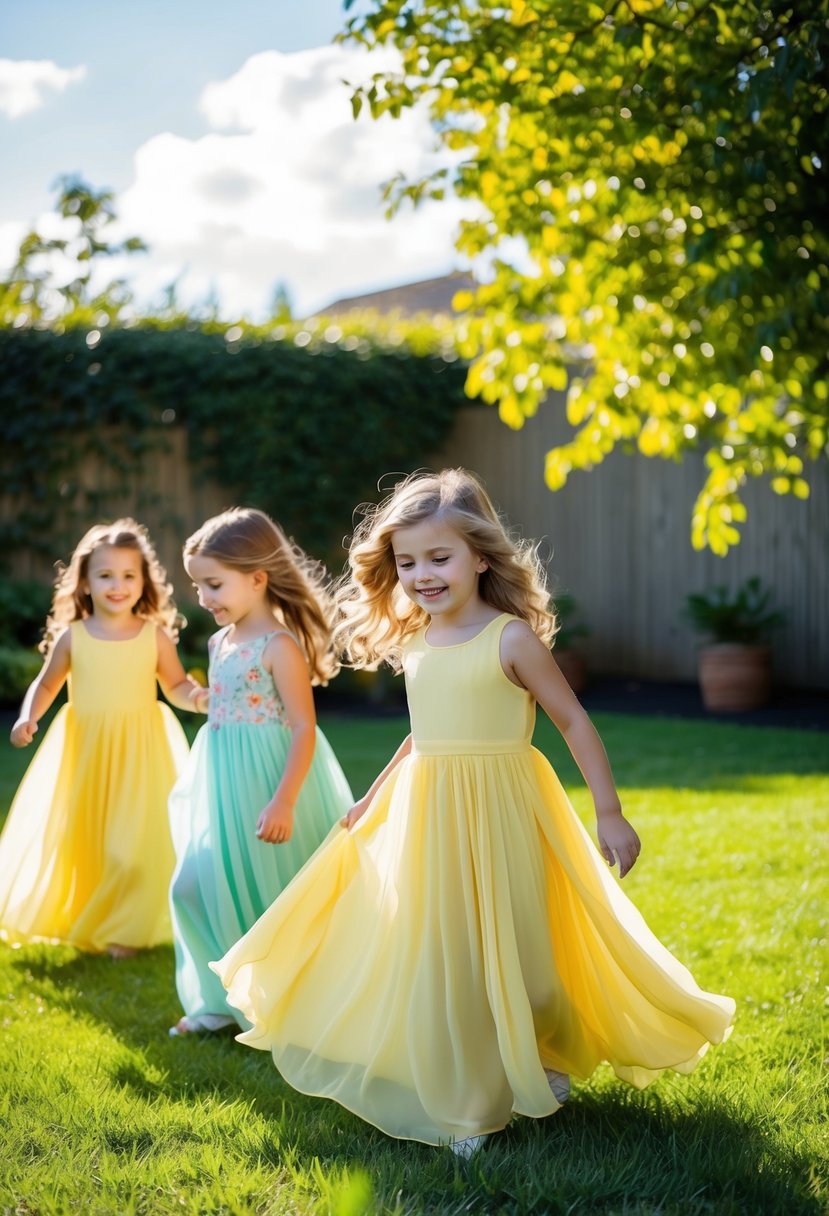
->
[344, 0, 829, 553]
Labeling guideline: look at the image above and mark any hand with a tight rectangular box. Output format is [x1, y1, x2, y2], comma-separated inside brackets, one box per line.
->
[597, 811, 641, 878]
[10, 717, 37, 748]
[185, 679, 209, 714]
[256, 798, 294, 844]
[341, 796, 371, 831]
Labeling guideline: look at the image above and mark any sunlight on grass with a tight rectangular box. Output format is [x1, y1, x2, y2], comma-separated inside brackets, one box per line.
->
[0, 711, 826, 1215]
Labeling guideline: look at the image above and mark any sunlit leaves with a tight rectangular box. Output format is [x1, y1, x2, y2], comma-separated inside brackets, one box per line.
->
[0, 177, 146, 327]
[344, 0, 829, 553]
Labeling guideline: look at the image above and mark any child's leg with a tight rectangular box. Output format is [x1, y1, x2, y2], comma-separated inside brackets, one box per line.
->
[170, 853, 236, 1027]
[544, 1069, 571, 1104]
[106, 944, 139, 959]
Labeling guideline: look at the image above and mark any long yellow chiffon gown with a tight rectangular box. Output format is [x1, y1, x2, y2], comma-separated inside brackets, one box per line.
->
[0, 620, 189, 951]
[213, 614, 735, 1145]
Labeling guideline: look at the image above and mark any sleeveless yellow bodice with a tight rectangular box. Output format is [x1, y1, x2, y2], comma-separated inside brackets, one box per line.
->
[404, 614, 535, 754]
[0, 615, 188, 951]
[68, 619, 159, 715]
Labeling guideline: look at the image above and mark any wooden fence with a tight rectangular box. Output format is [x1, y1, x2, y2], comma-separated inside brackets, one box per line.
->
[3, 428, 230, 592]
[3, 407, 827, 688]
[437, 398, 829, 689]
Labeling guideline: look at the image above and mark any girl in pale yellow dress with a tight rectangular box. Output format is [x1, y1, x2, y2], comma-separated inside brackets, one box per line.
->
[212, 469, 735, 1154]
[0, 519, 205, 956]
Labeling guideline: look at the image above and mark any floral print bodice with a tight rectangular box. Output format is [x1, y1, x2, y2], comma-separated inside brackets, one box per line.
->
[207, 628, 289, 730]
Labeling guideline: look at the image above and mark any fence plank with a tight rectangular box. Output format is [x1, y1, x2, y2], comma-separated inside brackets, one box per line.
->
[3, 407, 826, 688]
[436, 400, 829, 688]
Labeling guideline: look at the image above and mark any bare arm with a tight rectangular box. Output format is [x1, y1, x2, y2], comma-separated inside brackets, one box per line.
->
[156, 628, 209, 714]
[255, 633, 318, 844]
[10, 630, 71, 747]
[502, 620, 641, 877]
[342, 733, 413, 830]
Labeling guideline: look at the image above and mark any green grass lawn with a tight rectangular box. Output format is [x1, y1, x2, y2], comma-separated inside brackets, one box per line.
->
[0, 710, 826, 1215]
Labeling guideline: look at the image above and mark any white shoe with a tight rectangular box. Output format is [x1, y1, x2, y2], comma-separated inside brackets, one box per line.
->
[544, 1068, 571, 1105]
[449, 1134, 488, 1158]
[168, 1013, 236, 1037]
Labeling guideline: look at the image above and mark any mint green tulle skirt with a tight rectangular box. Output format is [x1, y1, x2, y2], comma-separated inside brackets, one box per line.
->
[169, 721, 352, 1023]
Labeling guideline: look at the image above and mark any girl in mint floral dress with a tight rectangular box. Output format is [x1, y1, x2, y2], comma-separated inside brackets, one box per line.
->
[168, 508, 352, 1035]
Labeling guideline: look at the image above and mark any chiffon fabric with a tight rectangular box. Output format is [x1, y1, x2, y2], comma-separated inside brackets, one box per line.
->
[0, 620, 188, 950]
[212, 614, 735, 1145]
[169, 628, 353, 1026]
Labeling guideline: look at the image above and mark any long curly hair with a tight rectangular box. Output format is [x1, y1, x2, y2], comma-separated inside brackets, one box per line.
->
[184, 507, 339, 686]
[335, 468, 556, 670]
[41, 518, 180, 657]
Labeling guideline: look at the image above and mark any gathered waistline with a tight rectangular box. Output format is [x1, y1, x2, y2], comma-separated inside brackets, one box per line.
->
[411, 739, 532, 757]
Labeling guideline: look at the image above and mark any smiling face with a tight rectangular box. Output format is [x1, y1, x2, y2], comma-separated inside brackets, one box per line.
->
[185, 553, 266, 628]
[391, 517, 488, 623]
[84, 545, 145, 619]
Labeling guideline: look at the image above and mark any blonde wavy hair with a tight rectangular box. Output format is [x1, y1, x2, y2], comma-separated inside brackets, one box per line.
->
[41, 518, 179, 657]
[184, 507, 339, 686]
[335, 468, 556, 670]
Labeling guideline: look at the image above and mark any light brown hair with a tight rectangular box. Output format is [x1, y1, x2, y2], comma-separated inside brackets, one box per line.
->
[184, 507, 339, 686]
[335, 468, 556, 670]
[41, 518, 179, 657]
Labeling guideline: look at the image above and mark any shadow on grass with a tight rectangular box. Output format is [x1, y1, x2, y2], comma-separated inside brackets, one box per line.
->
[10, 946, 824, 1216]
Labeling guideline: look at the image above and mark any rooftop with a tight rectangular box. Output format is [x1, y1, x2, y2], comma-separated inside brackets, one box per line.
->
[323, 271, 475, 318]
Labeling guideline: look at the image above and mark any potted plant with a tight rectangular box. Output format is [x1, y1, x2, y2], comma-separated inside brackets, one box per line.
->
[682, 577, 786, 711]
[553, 593, 590, 695]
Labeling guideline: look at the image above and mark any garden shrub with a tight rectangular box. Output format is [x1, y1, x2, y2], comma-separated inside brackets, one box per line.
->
[0, 645, 42, 704]
[0, 579, 52, 648]
[0, 322, 467, 570]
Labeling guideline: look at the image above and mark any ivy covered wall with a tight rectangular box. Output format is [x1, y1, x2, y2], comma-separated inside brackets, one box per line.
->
[0, 320, 467, 574]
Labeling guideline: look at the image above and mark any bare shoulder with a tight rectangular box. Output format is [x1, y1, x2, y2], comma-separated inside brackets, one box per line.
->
[499, 617, 559, 691]
[500, 617, 548, 658]
[154, 624, 174, 651]
[39, 627, 72, 683]
[52, 627, 72, 659]
[263, 629, 305, 670]
[263, 630, 315, 712]
[45, 627, 72, 676]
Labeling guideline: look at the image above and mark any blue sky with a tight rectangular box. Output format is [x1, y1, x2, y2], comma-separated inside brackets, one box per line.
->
[0, 0, 462, 315]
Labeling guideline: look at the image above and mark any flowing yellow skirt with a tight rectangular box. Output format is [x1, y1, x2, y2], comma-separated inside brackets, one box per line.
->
[0, 703, 188, 951]
[213, 748, 734, 1144]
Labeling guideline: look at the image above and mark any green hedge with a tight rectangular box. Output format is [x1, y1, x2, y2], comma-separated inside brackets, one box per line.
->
[0, 579, 52, 647]
[0, 646, 42, 704]
[0, 322, 467, 568]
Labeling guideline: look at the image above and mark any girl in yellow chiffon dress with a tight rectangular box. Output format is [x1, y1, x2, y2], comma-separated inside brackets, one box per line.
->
[212, 470, 735, 1153]
[0, 520, 203, 956]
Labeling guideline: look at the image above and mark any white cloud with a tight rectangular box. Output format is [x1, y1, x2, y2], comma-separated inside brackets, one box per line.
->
[0, 59, 86, 119]
[0, 220, 26, 269]
[109, 44, 469, 316]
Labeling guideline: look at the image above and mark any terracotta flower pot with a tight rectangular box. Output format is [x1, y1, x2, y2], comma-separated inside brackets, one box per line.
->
[698, 644, 771, 712]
